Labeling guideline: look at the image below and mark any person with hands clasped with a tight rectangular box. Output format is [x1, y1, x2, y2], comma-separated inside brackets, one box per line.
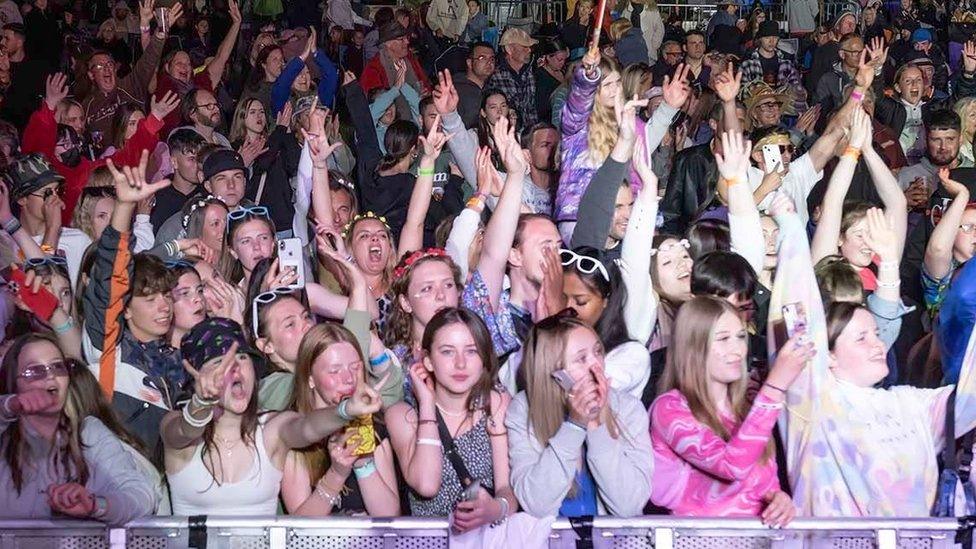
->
[506, 312, 653, 518]
[386, 308, 517, 529]
[164, 317, 386, 515]
[0, 333, 156, 522]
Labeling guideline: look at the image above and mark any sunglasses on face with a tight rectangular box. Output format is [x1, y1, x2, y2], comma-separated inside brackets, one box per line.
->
[19, 360, 70, 380]
[227, 205, 270, 223]
[31, 186, 64, 200]
[252, 287, 298, 338]
[559, 249, 609, 281]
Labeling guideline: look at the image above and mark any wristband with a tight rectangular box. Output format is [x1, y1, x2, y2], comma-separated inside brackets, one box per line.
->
[417, 438, 442, 447]
[52, 316, 74, 334]
[417, 167, 435, 176]
[369, 352, 390, 367]
[720, 176, 743, 187]
[140, 25, 150, 33]
[876, 279, 901, 289]
[842, 146, 861, 161]
[182, 403, 213, 427]
[850, 89, 864, 102]
[191, 393, 219, 408]
[878, 260, 898, 270]
[763, 382, 787, 394]
[2, 217, 20, 235]
[0, 394, 15, 417]
[337, 397, 352, 421]
[466, 196, 485, 210]
[40, 244, 55, 254]
[353, 458, 377, 479]
[90, 495, 109, 519]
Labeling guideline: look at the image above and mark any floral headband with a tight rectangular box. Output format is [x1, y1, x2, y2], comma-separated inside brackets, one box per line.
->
[182, 195, 226, 230]
[393, 247, 448, 280]
[649, 239, 690, 256]
[341, 211, 390, 239]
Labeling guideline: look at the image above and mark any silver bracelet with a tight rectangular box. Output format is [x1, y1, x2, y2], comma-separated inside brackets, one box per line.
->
[315, 484, 341, 507]
[0, 394, 15, 417]
[191, 393, 219, 408]
[182, 403, 213, 428]
[491, 497, 510, 527]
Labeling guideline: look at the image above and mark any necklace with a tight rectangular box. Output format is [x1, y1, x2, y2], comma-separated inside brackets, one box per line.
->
[214, 433, 242, 457]
[435, 403, 467, 418]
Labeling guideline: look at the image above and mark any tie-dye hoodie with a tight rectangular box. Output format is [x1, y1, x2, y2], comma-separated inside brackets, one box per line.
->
[554, 65, 677, 222]
[768, 210, 976, 516]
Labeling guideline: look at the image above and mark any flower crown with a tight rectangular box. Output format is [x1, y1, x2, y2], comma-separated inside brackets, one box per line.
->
[341, 211, 390, 239]
[182, 195, 226, 230]
[393, 248, 448, 280]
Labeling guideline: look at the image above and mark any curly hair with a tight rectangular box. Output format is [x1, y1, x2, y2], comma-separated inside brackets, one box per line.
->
[383, 254, 462, 349]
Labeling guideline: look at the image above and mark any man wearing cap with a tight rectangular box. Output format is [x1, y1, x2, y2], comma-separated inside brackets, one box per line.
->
[1, 153, 90, 285]
[152, 0, 242, 136]
[706, 0, 738, 45]
[81, 4, 176, 145]
[805, 10, 857, 96]
[740, 20, 807, 114]
[360, 22, 431, 117]
[153, 148, 251, 245]
[487, 28, 539, 128]
[0, 23, 48, 129]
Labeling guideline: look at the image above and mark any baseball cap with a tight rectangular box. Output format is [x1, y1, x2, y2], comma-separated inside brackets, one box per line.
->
[499, 28, 538, 48]
[378, 22, 408, 44]
[4, 153, 65, 200]
[911, 28, 933, 43]
[202, 149, 246, 181]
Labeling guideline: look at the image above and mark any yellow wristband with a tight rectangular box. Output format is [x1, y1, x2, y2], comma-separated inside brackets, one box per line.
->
[720, 176, 743, 187]
[842, 146, 861, 161]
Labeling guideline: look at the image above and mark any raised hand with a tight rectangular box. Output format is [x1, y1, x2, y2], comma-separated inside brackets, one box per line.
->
[106, 151, 171, 204]
[615, 93, 648, 143]
[848, 106, 871, 150]
[662, 64, 692, 109]
[854, 48, 876, 90]
[302, 26, 317, 60]
[432, 69, 459, 115]
[228, 0, 241, 25]
[47, 483, 96, 518]
[864, 206, 898, 260]
[150, 90, 180, 120]
[475, 146, 503, 197]
[939, 167, 969, 198]
[176, 237, 217, 264]
[261, 258, 298, 291]
[418, 114, 451, 160]
[0, 180, 14, 224]
[238, 136, 269, 167]
[714, 131, 752, 181]
[535, 246, 565, 319]
[408, 361, 435, 408]
[166, 2, 184, 32]
[766, 331, 815, 390]
[794, 104, 821, 136]
[712, 62, 742, 104]
[965, 41, 976, 74]
[276, 100, 293, 128]
[44, 73, 69, 111]
[768, 191, 796, 217]
[866, 36, 888, 69]
[581, 45, 601, 75]
[344, 371, 388, 417]
[138, 0, 154, 27]
[182, 341, 239, 402]
[394, 60, 407, 88]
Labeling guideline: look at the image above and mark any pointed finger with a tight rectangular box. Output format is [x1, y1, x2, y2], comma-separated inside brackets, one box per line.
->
[183, 359, 201, 379]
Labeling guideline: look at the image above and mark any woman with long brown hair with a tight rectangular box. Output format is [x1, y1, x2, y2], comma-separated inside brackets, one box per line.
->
[506, 313, 652, 518]
[280, 323, 400, 516]
[385, 307, 516, 530]
[649, 296, 809, 524]
[0, 333, 155, 522]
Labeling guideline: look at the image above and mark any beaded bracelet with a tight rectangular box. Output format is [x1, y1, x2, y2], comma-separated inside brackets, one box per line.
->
[337, 398, 352, 421]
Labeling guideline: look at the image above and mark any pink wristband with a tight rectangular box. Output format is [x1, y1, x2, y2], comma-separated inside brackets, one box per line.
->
[850, 89, 864, 102]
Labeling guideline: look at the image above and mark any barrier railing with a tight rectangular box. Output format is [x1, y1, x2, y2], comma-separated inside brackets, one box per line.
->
[0, 516, 964, 549]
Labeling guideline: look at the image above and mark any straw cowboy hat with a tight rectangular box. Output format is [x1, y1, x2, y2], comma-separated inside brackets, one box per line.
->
[742, 80, 796, 117]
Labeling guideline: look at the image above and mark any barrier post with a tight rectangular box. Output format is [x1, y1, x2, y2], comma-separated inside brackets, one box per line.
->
[108, 527, 126, 549]
[653, 527, 674, 549]
[877, 529, 897, 549]
[268, 526, 287, 549]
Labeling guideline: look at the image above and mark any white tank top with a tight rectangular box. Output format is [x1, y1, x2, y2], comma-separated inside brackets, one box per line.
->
[168, 420, 283, 516]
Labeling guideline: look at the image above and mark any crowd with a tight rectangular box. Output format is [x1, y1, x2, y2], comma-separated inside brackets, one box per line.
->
[1, 0, 976, 534]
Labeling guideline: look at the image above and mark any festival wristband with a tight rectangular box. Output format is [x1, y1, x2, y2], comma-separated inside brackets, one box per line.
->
[720, 176, 744, 187]
[842, 146, 861, 161]
[418, 167, 435, 177]
[850, 89, 864, 102]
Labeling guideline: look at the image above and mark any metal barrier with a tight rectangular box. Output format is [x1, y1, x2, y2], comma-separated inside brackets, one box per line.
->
[0, 516, 965, 549]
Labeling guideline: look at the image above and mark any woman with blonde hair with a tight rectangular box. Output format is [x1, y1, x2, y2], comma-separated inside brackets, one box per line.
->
[72, 184, 153, 251]
[281, 323, 401, 516]
[649, 296, 809, 523]
[955, 96, 976, 167]
[555, 44, 689, 241]
[506, 313, 652, 517]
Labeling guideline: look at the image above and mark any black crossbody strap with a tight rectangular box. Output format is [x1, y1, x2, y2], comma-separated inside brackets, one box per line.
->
[435, 409, 495, 496]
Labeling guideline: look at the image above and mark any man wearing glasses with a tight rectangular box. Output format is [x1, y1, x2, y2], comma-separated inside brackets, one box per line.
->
[454, 41, 496, 129]
[175, 89, 231, 148]
[812, 34, 884, 114]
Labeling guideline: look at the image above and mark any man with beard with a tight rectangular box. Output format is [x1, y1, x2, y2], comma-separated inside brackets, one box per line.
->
[177, 88, 231, 147]
[897, 110, 961, 210]
[82, 3, 181, 145]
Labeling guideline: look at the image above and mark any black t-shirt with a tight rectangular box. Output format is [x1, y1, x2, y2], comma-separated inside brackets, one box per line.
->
[151, 184, 203, 233]
[759, 54, 780, 84]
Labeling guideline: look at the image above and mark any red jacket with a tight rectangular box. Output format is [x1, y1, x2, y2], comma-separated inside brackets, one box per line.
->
[22, 104, 163, 226]
[359, 53, 431, 98]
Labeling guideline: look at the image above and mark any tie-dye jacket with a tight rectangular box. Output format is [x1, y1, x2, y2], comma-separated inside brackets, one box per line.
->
[768, 210, 976, 516]
[554, 65, 677, 222]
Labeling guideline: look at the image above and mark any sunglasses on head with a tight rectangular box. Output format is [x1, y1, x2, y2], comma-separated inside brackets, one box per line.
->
[227, 205, 270, 223]
[559, 249, 609, 281]
[19, 360, 70, 380]
[25, 256, 68, 268]
[251, 286, 298, 338]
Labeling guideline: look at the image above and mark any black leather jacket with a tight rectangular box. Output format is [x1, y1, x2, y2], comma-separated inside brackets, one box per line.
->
[660, 143, 718, 235]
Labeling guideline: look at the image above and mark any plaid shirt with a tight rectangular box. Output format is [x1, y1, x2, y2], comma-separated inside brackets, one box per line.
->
[740, 50, 808, 114]
[487, 56, 538, 127]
